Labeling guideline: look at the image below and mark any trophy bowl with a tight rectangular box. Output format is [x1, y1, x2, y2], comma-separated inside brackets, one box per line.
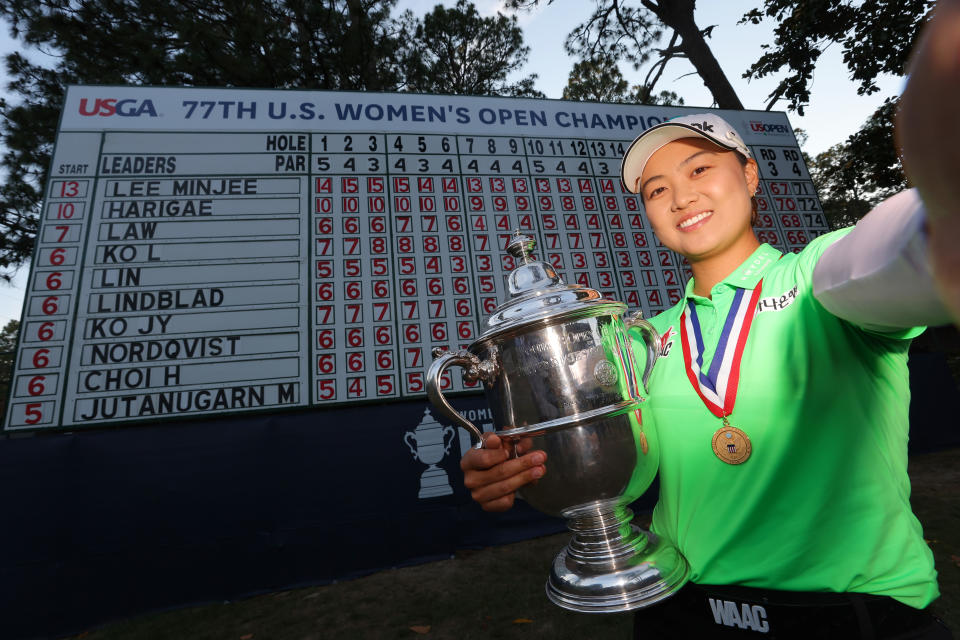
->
[426, 233, 689, 613]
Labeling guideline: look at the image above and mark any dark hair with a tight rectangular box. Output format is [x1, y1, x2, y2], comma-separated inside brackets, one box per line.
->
[734, 152, 759, 226]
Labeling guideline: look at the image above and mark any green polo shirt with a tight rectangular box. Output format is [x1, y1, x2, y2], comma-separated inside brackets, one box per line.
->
[629, 231, 939, 608]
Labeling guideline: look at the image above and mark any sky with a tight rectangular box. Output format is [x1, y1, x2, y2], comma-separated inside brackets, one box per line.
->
[0, 0, 907, 327]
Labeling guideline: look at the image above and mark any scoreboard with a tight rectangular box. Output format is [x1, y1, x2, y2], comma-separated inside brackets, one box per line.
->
[3, 87, 826, 430]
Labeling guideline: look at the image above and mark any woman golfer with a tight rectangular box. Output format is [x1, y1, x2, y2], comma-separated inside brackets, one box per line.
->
[459, 2, 959, 637]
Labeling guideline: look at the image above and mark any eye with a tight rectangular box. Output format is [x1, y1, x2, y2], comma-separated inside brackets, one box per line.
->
[646, 185, 666, 199]
[692, 165, 710, 176]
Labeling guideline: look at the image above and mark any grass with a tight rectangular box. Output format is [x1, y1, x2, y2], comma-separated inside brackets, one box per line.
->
[67, 448, 959, 640]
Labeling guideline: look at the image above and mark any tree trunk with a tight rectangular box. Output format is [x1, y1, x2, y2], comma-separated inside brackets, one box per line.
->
[346, 0, 382, 91]
[287, 0, 322, 89]
[646, 0, 744, 110]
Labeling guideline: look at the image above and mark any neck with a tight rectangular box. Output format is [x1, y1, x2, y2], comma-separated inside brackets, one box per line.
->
[689, 235, 762, 298]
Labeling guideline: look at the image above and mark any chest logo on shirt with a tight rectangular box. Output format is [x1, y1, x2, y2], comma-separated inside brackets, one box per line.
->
[658, 326, 676, 357]
[756, 284, 799, 313]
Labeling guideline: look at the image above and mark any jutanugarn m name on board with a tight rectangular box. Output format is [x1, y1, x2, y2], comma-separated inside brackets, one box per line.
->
[76, 383, 298, 421]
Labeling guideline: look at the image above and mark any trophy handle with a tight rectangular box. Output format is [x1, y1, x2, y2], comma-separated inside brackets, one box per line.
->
[625, 311, 661, 393]
[403, 431, 419, 460]
[426, 349, 487, 449]
[442, 425, 456, 455]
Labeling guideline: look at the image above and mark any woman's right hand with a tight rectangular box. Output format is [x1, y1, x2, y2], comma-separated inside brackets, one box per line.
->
[460, 433, 546, 512]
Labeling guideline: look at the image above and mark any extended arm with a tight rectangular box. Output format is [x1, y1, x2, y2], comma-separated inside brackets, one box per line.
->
[812, 190, 952, 332]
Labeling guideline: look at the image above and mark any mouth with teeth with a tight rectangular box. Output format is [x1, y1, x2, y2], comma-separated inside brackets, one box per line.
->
[677, 210, 713, 230]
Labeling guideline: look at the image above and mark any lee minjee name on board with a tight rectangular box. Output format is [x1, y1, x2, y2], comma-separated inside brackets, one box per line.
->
[105, 178, 258, 195]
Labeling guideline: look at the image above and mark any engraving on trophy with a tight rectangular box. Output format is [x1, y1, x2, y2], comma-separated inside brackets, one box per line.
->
[593, 359, 619, 386]
[403, 407, 456, 499]
[514, 345, 600, 377]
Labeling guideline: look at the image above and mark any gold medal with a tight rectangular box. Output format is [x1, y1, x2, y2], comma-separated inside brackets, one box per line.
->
[712, 419, 751, 465]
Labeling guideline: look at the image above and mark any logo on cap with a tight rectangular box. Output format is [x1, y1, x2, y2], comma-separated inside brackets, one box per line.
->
[689, 121, 715, 133]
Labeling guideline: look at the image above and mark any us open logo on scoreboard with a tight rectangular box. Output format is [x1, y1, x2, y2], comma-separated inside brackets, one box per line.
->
[3, 87, 825, 430]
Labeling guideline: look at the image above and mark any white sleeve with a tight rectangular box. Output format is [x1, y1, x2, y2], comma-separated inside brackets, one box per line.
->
[812, 189, 953, 331]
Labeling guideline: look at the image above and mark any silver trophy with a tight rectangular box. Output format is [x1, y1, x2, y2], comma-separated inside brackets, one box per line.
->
[427, 232, 688, 613]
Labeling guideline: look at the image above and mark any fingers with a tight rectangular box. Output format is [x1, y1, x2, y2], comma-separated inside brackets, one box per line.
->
[515, 436, 535, 455]
[460, 433, 546, 512]
[460, 432, 512, 472]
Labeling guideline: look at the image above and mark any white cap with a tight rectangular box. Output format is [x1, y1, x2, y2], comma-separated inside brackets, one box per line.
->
[620, 113, 751, 194]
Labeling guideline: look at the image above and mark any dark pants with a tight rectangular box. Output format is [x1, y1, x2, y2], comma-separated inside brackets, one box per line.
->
[632, 583, 953, 639]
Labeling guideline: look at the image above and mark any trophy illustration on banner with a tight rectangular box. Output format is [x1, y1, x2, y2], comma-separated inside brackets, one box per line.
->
[426, 232, 689, 613]
[404, 407, 456, 498]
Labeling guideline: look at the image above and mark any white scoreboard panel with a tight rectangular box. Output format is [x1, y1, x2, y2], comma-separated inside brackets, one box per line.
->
[3, 87, 826, 430]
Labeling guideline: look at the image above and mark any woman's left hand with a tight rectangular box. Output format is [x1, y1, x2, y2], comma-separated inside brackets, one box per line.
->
[897, 0, 960, 325]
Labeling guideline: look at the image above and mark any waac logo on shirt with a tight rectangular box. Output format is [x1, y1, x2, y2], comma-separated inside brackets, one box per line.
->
[78, 98, 159, 117]
[658, 326, 676, 357]
[708, 598, 770, 633]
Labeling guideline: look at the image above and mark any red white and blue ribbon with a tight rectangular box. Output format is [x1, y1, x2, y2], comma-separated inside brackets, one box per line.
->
[679, 282, 763, 418]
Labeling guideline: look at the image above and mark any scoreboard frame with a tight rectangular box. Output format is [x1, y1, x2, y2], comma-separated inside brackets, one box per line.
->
[2, 86, 826, 431]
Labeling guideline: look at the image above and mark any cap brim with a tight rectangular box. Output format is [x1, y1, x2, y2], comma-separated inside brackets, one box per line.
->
[620, 123, 738, 194]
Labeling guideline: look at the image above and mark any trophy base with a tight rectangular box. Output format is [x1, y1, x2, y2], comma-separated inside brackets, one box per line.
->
[545, 506, 689, 613]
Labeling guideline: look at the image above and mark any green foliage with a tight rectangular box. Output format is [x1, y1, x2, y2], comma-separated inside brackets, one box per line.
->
[0, 318, 18, 420]
[559, 2, 663, 72]
[397, 0, 543, 97]
[0, 0, 540, 278]
[563, 55, 683, 105]
[562, 56, 631, 103]
[807, 98, 906, 229]
[845, 98, 906, 194]
[738, 1, 927, 225]
[562, 54, 683, 105]
[635, 88, 685, 107]
[740, 0, 935, 114]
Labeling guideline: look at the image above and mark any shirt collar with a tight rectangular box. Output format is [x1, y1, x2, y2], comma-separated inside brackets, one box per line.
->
[684, 243, 782, 299]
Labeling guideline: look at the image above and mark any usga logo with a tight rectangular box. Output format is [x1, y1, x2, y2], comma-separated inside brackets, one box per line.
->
[78, 98, 159, 117]
[749, 121, 789, 135]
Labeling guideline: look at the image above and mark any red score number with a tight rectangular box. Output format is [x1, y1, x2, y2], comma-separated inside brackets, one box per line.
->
[27, 375, 46, 396]
[37, 322, 56, 342]
[377, 374, 395, 396]
[31, 348, 51, 369]
[23, 402, 45, 425]
[57, 180, 80, 198]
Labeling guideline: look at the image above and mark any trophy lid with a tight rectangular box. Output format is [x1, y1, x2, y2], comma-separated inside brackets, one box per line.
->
[478, 232, 626, 341]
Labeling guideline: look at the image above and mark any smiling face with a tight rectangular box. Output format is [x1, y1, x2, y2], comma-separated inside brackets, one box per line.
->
[639, 137, 760, 265]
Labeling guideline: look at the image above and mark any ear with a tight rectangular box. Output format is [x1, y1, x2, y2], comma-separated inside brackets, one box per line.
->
[743, 158, 760, 196]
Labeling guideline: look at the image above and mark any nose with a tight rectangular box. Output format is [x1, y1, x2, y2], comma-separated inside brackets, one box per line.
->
[671, 182, 697, 210]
